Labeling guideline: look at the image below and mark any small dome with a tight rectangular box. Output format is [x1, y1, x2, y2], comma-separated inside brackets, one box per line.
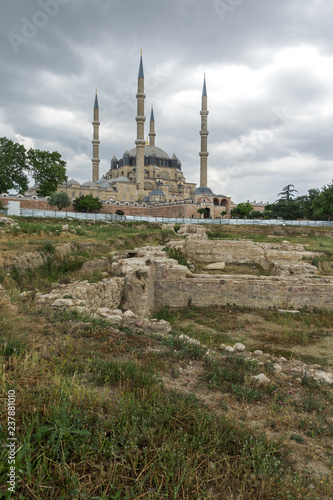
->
[217, 194, 228, 197]
[114, 176, 130, 183]
[99, 182, 112, 188]
[193, 186, 215, 195]
[112, 155, 117, 160]
[123, 150, 130, 157]
[95, 177, 106, 185]
[142, 196, 150, 202]
[82, 181, 96, 187]
[67, 179, 80, 186]
[149, 189, 165, 196]
[172, 153, 178, 160]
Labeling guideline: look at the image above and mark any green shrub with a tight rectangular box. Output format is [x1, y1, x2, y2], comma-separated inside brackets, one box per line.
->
[164, 246, 191, 268]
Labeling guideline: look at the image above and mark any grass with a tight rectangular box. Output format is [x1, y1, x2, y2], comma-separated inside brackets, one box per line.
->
[87, 358, 158, 388]
[155, 305, 333, 366]
[0, 219, 333, 498]
[1, 349, 328, 500]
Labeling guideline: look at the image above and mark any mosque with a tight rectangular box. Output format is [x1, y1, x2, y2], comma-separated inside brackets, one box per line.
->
[39, 53, 233, 216]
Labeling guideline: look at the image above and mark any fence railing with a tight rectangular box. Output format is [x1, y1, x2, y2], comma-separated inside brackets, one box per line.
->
[17, 209, 333, 227]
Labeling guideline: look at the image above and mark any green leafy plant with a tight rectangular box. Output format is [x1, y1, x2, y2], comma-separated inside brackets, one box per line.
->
[73, 194, 103, 213]
[48, 191, 71, 211]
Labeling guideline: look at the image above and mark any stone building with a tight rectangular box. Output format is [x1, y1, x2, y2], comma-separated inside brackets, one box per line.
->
[29, 53, 233, 217]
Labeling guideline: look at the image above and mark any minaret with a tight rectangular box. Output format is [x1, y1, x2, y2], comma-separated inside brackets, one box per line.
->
[149, 104, 156, 146]
[92, 89, 100, 183]
[199, 74, 209, 187]
[135, 51, 146, 197]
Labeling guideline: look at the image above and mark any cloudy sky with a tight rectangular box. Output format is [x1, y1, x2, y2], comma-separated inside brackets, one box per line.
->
[1, 0, 333, 203]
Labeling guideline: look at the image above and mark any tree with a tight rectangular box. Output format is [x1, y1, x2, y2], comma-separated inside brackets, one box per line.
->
[277, 184, 298, 201]
[27, 149, 67, 196]
[313, 181, 333, 220]
[115, 209, 125, 216]
[73, 194, 102, 213]
[0, 137, 67, 196]
[231, 202, 253, 218]
[296, 188, 320, 220]
[197, 207, 208, 218]
[220, 210, 227, 218]
[265, 199, 303, 220]
[48, 191, 71, 211]
[0, 137, 28, 194]
[250, 210, 264, 219]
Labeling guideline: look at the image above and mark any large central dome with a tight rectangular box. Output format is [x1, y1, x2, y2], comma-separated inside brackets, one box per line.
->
[128, 144, 170, 159]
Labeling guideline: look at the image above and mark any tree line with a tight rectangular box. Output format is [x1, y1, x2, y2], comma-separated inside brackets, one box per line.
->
[231, 183, 333, 221]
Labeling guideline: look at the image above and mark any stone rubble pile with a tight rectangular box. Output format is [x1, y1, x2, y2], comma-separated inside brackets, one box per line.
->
[218, 342, 333, 385]
[0, 216, 19, 227]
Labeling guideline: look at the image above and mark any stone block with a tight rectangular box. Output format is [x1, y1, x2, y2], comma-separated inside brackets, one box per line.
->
[253, 373, 270, 384]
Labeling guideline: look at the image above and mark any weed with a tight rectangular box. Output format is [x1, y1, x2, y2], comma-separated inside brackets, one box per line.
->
[231, 384, 262, 402]
[303, 393, 326, 413]
[0, 336, 26, 356]
[88, 358, 157, 389]
[162, 335, 207, 360]
[163, 246, 191, 268]
[290, 433, 305, 444]
[43, 241, 55, 253]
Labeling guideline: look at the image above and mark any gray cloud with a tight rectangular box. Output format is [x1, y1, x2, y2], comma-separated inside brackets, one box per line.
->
[1, 0, 332, 202]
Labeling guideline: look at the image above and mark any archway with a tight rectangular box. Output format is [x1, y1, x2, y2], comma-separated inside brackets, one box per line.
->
[204, 207, 210, 219]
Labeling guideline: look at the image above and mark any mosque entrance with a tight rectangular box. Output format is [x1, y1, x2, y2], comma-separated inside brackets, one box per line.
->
[204, 208, 210, 219]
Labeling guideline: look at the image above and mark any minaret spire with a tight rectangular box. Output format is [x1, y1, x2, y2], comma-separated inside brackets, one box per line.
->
[92, 89, 100, 183]
[135, 50, 146, 197]
[199, 74, 209, 187]
[94, 88, 99, 109]
[149, 104, 156, 146]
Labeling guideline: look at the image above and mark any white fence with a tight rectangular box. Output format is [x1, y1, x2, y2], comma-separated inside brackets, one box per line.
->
[18, 209, 333, 227]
